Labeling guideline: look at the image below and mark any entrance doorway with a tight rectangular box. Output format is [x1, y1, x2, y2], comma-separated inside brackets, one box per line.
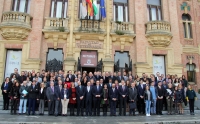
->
[82, 67, 96, 74]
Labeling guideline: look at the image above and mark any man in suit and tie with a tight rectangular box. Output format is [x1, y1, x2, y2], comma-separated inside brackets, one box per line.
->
[107, 79, 113, 90]
[99, 79, 103, 87]
[95, 71, 101, 81]
[46, 81, 60, 117]
[55, 80, 63, 115]
[27, 80, 38, 115]
[118, 80, 128, 116]
[137, 78, 146, 115]
[117, 72, 124, 83]
[129, 82, 137, 116]
[109, 83, 118, 116]
[85, 82, 93, 116]
[67, 70, 74, 82]
[92, 80, 103, 116]
[76, 81, 85, 116]
[109, 72, 117, 83]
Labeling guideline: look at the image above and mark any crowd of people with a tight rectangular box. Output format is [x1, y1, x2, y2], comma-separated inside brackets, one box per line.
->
[1, 68, 197, 117]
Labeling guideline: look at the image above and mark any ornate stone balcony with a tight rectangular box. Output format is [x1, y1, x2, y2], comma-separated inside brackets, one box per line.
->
[74, 19, 106, 33]
[110, 21, 136, 52]
[110, 21, 135, 35]
[0, 11, 32, 40]
[42, 17, 70, 49]
[145, 20, 172, 47]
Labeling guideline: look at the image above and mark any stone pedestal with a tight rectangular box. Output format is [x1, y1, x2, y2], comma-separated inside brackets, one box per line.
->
[103, 58, 114, 72]
[64, 57, 76, 72]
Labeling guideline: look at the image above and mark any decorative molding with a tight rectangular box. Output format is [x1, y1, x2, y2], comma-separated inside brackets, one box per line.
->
[111, 34, 135, 52]
[145, 21, 172, 47]
[184, 39, 194, 45]
[181, 2, 190, 14]
[43, 32, 68, 49]
[0, 27, 30, 40]
[183, 46, 199, 54]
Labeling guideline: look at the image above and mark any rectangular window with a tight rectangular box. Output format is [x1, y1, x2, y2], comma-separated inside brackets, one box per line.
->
[183, 22, 187, 38]
[186, 64, 195, 82]
[12, 0, 31, 13]
[4, 50, 22, 78]
[79, 0, 100, 20]
[113, 0, 128, 22]
[147, 0, 162, 21]
[188, 23, 192, 38]
[50, 0, 68, 18]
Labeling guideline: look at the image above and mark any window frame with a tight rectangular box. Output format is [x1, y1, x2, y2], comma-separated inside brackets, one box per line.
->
[147, 4, 162, 21]
[113, 0, 129, 22]
[50, 0, 68, 18]
[182, 16, 193, 39]
[12, 0, 30, 13]
[186, 64, 195, 82]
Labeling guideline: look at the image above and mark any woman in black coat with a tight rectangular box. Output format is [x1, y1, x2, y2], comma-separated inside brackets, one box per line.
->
[37, 83, 46, 115]
[1, 77, 11, 110]
[10, 81, 20, 114]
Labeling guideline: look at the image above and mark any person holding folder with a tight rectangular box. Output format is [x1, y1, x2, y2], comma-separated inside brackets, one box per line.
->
[19, 81, 29, 115]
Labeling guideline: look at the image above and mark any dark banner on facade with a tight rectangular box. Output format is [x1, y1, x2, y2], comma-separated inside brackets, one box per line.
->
[81, 51, 97, 67]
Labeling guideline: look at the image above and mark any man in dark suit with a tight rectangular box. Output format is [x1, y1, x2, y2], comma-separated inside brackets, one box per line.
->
[55, 80, 63, 115]
[109, 72, 117, 83]
[27, 80, 38, 115]
[85, 82, 93, 116]
[95, 71, 101, 81]
[117, 72, 124, 83]
[107, 78, 113, 90]
[76, 81, 85, 116]
[66, 70, 74, 82]
[118, 80, 128, 116]
[109, 83, 118, 116]
[137, 78, 146, 114]
[46, 81, 59, 116]
[129, 82, 137, 116]
[92, 80, 103, 116]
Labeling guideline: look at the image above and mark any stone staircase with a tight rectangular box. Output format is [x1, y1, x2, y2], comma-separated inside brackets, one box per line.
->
[0, 97, 199, 114]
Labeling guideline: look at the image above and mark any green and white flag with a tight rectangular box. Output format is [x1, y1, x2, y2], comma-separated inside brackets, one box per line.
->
[93, 0, 98, 16]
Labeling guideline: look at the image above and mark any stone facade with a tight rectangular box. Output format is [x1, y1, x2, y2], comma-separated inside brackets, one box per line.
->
[0, 0, 200, 89]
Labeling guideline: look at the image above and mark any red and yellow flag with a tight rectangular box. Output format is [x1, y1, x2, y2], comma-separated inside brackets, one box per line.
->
[86, 0, 93, 16]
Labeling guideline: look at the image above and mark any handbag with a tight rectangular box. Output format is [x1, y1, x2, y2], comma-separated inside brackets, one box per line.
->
[129, 102, 136, 109]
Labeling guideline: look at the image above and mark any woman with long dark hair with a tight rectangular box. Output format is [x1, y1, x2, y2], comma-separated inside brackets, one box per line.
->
[69, 82, 76, 116]
[1, 77, 11, 110]
[10, 81, 20, 114]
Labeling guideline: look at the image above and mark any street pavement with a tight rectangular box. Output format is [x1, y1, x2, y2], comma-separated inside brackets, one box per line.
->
[0, 113, 200, 124]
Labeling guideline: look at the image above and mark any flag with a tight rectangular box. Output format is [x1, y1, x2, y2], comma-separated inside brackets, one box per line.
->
[93, 0, 98, 16]
[100, 0, 106, 18]
[86, 0, 93, 16]
[81, 0, 87, 18]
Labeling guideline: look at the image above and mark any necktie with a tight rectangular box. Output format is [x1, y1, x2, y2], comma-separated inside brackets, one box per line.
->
[123, 86, 125, 91]
[60, 86, 62, 91]
[51, 87, 54, 92]
[141, 84, 143, 89]
[113, 88, 115, 92]
[97, 86, 99, 91]
[33, 86, 35, 89]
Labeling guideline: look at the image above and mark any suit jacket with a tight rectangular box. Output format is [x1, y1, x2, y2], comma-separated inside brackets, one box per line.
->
[85, 86, 93, 102]
[38, 88, 46, 100]
[1, 82, 11, 94]
[117, 76, 124, 83]
[28, 85, 39, 99]
[129, 87, 137, 101]
[118, 85, 128, 99]
[107, 83, 113, 90]
[67, 74, 74, 82]
[46, 86, 59, 101]
[19, 75, 27, 84]
[92, 85, 103, 100]
[157, 86, 165, 97]
[76, 85, 85, 101]
[137, 84, 146, 97]
[109, 88, 118, 101]
[60, 88, 70, 99]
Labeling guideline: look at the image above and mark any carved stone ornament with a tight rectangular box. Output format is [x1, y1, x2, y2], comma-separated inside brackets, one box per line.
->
[0, 27, 30, 40]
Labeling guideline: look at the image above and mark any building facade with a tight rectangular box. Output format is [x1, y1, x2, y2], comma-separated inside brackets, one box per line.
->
[0, 0, 200, 89]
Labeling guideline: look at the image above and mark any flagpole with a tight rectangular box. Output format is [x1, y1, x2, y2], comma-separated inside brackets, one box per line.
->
[92, 0, 94, 29]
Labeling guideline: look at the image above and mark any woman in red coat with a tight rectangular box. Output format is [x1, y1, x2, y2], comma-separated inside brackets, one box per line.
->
[69, 82, 76, 116]
[64, 77, 71, 89]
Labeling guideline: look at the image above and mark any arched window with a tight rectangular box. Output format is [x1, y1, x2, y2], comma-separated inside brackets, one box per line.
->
[12, 0, 31, 13]
[113, 0, 128, 22]
[147, 0, 162, 21]
[50, 0, 68, 18]
[182, 14, 192, 39]
[186, 63, 195, 82]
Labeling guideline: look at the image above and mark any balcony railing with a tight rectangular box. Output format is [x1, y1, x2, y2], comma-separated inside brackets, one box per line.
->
[0, 11, 32, 29]
[74, 19, 105, 33]
[111, 21, 135, 35]
[43, 17, 69, 32]
[145, 20, 172, 47]
[146, 21, 171, 35]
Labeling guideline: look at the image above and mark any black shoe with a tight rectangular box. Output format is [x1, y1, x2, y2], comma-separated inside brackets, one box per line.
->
[27, 113, 30, 116]
[55, 114, 58, 117]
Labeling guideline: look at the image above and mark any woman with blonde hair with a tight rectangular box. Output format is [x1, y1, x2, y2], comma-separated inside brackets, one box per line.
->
[37, 82, 46, 115]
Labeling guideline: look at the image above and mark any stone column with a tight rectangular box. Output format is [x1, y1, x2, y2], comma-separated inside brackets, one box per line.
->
[103, 0, 114, 72]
